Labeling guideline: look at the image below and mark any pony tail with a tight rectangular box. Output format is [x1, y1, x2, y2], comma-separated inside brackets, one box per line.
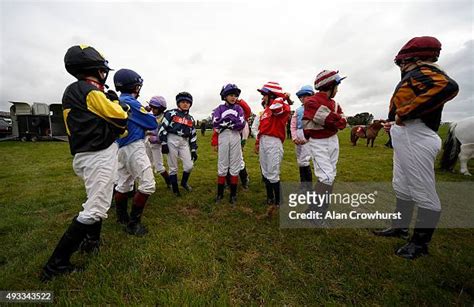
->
[440, 123, 461, 171]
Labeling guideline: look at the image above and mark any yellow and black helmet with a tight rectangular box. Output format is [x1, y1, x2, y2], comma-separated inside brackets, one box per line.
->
[64, 45, 112, 78]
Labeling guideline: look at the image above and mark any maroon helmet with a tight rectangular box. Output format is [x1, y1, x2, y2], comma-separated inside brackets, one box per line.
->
[394, 36, 442, 64]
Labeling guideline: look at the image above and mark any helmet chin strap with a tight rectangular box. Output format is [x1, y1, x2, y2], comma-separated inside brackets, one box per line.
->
[134, 85, 142, 99]
[328, 84, 338, 99]
[101, 70, 110, 84]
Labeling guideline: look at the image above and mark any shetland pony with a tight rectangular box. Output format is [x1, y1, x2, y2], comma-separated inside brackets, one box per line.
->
[350, 120, 385, 147]
[440, 116, 474, 176]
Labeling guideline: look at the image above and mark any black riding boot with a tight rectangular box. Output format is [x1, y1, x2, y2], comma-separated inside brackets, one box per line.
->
[216, 184, 225, 204]
[260, 177, 277, 218]
[373, 198, 414, 240]
[239, 167, 249, 190]
[160, 170, 171, 189]
[114, 191, 129, 224]
[263, 177, 274, 205]
[41, 217, 89, 281]
[181, 171, 192, 191]
[315, 181, 333, 214]
[299, 166, 313, 191]
[272, 181, 281, 207]
[304, 166, 313, 186]
[230, 184, 238, 206]
[170, 174, 181, 196]
[308, 181, 333, 227]
[79, 219, 102, 254]
[299, 167, 306, 186]
[126, 192, 150, 236]
[396, 208, 441, 260]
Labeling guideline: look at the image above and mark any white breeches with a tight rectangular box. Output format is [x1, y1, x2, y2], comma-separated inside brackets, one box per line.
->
[296, 142, 311, 167]
[73, 142, 118, 222]
[167, 133, 194, 175]
[308, 134, 339, 185]
[218, 129, 243, 176]
[391, 119, 442, 211]
[116, 140, 156, 195]
[145, 140, 166, 174]
[259, 135, 284, 183]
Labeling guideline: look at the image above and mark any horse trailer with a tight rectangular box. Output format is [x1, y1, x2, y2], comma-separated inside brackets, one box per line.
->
[6, 101, 68, 142]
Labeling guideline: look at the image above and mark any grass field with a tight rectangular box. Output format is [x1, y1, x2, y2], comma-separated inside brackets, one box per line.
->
[0, 125, 473, 305]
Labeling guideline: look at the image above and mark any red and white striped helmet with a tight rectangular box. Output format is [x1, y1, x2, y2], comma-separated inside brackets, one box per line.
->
[314, 70, 346, 91]
[257, 81, 285, 98]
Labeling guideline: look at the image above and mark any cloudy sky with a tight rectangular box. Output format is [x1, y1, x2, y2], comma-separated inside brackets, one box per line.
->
[1, 0, 472, 121]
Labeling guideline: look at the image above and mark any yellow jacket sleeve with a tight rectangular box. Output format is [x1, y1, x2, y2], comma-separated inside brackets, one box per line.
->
[86, 90, 128, 128]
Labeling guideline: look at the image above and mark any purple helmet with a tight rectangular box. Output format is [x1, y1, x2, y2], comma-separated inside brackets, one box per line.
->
[148, 96, 167, 109]
[220, 84, 241, 100]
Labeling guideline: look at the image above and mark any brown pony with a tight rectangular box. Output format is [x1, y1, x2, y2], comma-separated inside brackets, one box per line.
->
[351, 120, 386, 147]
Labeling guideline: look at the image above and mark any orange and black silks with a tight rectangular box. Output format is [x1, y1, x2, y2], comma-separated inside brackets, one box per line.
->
[389, 63, 459, 131]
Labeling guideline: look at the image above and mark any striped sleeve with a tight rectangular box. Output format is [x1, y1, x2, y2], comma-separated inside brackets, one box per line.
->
[312, 105, 331, 125]
[189, 117, 198, 151]
[158, 111, 171, 144]
[393, 66, 459, 120]
[269, 98, 290, 116]
[312, 104, 345, 130]
[212, 107, 221, 128]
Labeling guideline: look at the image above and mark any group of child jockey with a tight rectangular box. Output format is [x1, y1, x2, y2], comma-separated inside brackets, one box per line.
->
[41, 35, 459, 281]
[137, 73, 346, 222]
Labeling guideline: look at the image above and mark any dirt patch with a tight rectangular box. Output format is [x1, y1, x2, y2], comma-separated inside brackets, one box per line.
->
[179, 207, 201, 218]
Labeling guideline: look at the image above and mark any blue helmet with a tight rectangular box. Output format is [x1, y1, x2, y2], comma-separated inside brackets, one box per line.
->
[220, 84, 241, 100]
[296, 85, 314, 98]
[113, 68, 143, 92]
[176, 91, 193, 105]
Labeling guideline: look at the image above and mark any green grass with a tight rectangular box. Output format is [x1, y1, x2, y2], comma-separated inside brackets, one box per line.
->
[0, 125, 473, 305]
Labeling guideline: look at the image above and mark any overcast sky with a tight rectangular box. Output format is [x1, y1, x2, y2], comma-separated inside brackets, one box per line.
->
[1, 0, 472, 121]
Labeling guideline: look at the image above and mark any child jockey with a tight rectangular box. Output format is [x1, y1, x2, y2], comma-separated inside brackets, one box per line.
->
[42, 45, 128, 280]
[373, 36, 458, 259]
[159, 92, 198, 196]
[113, 69, 158, 236]
[255, 82, 292, 218]
[145, 96, 171, 188]
[302, 70, 347, 221]
[212, 84, 246, 205]
[291, 85, 314, 190]
[211, 90, 252, 190]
